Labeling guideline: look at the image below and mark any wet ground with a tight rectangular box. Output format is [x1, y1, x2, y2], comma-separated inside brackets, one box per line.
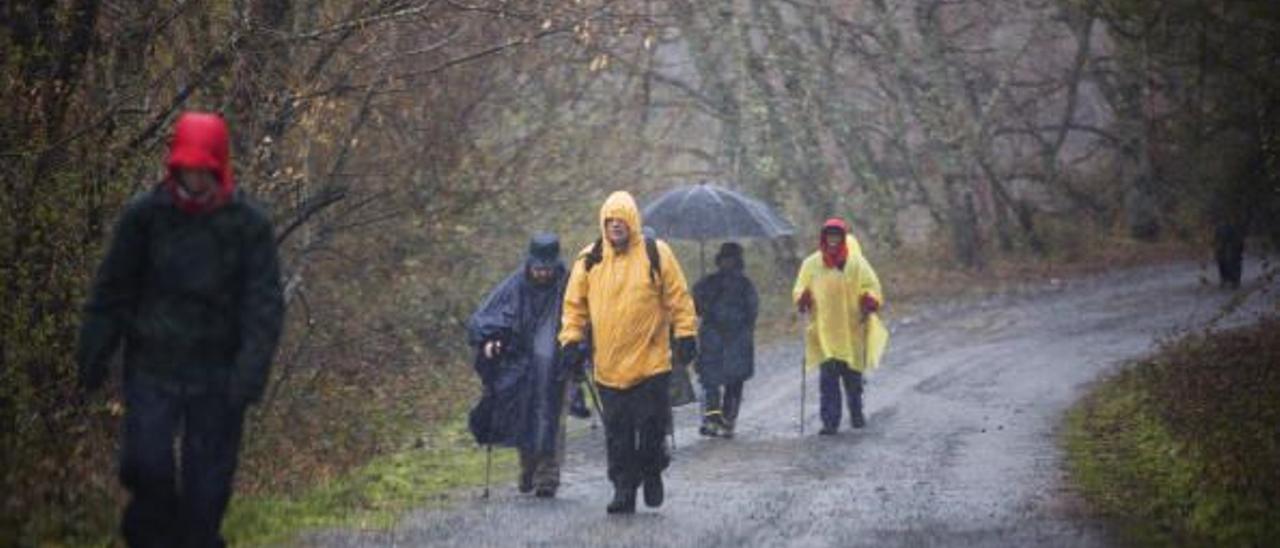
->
[313, 261, 1278, 547]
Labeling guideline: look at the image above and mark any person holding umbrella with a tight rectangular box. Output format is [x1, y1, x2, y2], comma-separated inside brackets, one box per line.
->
[692, 242, 758, 438]
[559, 191, 699, 514]
[792, 218, 887, 435]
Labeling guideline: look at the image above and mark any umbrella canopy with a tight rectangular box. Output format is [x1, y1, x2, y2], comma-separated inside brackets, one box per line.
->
[641, 183, 795, 241]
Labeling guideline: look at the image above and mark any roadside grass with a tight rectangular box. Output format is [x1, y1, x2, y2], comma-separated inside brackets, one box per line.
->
[1063, 369, 1205, 545]
[1063, 318, 1280, 546]
[223, 413, 515, 547]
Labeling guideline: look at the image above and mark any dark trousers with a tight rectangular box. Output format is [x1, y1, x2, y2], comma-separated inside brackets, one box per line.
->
[819, 360, 863, 430]
[598, 373, 671, 491]
[701, 380, 744, 425]
[120, 379, 246, 548]
[518, 378, 570, 491]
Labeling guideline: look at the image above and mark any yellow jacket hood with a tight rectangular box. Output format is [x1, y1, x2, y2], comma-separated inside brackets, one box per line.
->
[599, 191, 643, 255]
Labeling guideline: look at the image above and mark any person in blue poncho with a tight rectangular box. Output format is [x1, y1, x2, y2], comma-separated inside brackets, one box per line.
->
[467, 233, 572, 498]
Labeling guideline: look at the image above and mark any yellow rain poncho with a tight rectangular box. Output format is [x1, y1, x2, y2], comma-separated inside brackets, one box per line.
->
[792, 235, 889, 372]
[559, 191, 698, 389]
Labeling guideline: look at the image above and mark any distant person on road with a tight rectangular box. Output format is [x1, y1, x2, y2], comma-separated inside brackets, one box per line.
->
[692, 242, 758, 438]
[1214, 221, 1246, 289]
[559, 191, 698, 514]
[792, 218, 887, 435]
[467, 233, 571, 498]
[76, 111, 285, 547]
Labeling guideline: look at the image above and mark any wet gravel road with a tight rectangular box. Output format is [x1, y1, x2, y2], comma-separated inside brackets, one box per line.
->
[313, 261, 1277, 547]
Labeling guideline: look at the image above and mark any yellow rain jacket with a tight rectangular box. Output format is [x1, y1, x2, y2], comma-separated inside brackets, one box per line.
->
[792, 236, 888, 372]
[559, 191, 699, 389]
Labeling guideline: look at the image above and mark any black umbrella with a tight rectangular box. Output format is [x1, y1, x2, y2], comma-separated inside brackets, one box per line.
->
[642, 182, 795, 274]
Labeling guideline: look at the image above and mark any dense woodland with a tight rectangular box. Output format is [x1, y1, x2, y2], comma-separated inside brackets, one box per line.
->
[2, 0, 1277, 541]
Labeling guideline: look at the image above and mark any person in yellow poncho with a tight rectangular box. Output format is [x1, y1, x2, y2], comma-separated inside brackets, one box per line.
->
[559, 191, 698, 514]
[792, 218, 888, 435]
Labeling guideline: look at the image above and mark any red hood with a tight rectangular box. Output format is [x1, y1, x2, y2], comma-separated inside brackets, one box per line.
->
[164, 112, 235, 215]
[819, 217, 849, 269]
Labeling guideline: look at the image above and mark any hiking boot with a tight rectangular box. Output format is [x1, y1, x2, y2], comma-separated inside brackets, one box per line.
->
[534, 486, 557, 499]
[518, 471, 534, 494]
[713, 415, 733, 439]
[702, 411, 733, 438]
[606, 487, 636, 514]
[642, 474, 664, 508]
[850, 412, 866, 429]
[818, 425, 838, 436]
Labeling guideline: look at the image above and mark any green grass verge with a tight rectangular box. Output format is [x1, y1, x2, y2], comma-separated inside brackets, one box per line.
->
[221, 414, 515, 547]
[1064, 357, 1280, 546]
[1063, 370, 1201, 545]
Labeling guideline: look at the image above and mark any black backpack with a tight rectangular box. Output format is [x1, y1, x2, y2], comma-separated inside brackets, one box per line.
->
[582, 236, 662, 290]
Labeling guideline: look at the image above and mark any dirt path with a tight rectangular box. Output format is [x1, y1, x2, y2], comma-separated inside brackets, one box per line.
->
[312, 261, 1277, 547]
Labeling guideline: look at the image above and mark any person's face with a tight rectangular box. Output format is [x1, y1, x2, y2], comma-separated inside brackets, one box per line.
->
[529, 265, 556, 285]
[823, 231, 844, 248]
[605, 218, 630, 248]
[717, 256, 739, 272]
[176, 169, 218, 202]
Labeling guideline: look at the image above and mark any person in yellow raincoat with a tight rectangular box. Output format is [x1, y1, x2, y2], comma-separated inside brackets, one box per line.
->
[559, 191, 698, 514]
[792, 218, 888, 435]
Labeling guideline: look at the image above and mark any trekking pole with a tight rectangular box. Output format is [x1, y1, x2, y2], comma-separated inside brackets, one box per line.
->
[583, 380, 601, 430]
[669, 412, 677, 451]
[799, 312, 807, 436]
[864, 312, 872, 373]
[584, 378, 607, 423]
[482, 444, 493, 499]
[800, 351, 806, 436]
[668, 367, 677, 451]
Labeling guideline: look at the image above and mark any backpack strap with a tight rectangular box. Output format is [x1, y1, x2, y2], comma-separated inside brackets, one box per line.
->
[644, 236, 661, 286]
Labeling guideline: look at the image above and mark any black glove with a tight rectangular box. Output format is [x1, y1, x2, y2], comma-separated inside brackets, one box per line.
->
[561, 341, 588, 379]
[674, 336, 698, 367]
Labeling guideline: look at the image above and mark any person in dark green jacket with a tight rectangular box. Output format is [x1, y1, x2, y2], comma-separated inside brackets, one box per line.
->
[77, 112, 284, 548]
